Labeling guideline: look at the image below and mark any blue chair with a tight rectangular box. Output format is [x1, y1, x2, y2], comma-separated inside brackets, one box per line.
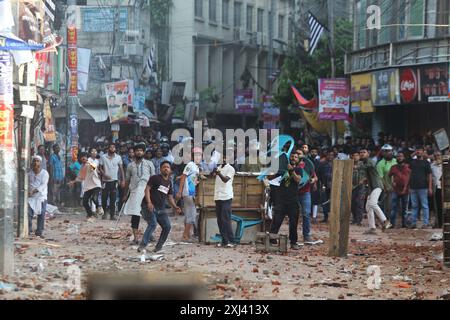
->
[209, 214, 263, 244]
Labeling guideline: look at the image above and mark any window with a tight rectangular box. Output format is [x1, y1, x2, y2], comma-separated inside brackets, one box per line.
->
[278, 15, 284, 39]
[397, 0, 407, 40]
[195, 0, 203, 18]
[234, 2, 242, 27]
[209, 0, 217, 22]
[288, 17, 293, 41]
[436, 0, 449, 37]
[246, 5, 253, 31]
[408, 0, 424, 38]
[257, 8, 264, 32]
[357, 0, 366, 49]
[222, 0, 230, 25]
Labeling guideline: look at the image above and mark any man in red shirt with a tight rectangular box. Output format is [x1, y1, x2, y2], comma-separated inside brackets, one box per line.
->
[388, 152, 411, 228]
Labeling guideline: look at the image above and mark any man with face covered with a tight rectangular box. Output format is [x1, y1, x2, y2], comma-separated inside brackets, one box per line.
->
[376, 145, 397, 216]
[269, 152, 302, 250]
[122, 143, 156, 244]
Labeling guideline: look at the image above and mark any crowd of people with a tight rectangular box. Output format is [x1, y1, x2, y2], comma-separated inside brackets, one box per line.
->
[26, 130, 446, 253]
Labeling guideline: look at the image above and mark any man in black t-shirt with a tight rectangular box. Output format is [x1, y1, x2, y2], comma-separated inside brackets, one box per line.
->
[269, 153, 302, 250]
[409, 147, 433, 229]
[139, 161, 181, 252]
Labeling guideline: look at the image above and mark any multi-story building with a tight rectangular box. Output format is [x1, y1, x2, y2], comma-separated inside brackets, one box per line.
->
[346, 0, 450, 140]
[169, 0, 294, 129]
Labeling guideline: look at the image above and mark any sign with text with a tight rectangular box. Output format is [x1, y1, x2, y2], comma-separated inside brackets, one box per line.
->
[104, 80, 134, 123]
[318, 78, 350, 120]
[350, 73, 373, 113]
[400, 68, 419, 103]
[235, 89, 254, 113]
[419, 64, 448, 103]
[0, 51, 13, 106]
[82, 7, 128, 33]
[0, 104, 14, 150]
[371, 68, 400, 106]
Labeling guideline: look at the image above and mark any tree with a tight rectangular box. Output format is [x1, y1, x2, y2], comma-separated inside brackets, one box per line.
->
[274, 18, 353, 131]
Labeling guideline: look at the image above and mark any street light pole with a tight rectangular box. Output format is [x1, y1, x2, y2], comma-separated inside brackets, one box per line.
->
[327, 0, 338, 145]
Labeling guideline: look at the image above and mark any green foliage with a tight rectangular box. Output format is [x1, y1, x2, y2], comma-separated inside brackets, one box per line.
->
[148, 0, 173, 29]
[274, 18, 353, 110]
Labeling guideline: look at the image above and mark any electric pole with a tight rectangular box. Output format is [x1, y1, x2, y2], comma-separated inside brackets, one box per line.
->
[327, 0, 338, 145]
[267, 0, 275, 94]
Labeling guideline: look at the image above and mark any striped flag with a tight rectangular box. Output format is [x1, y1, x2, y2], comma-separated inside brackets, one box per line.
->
[44, 0, 56, 22]
[308, 12, 325, 55]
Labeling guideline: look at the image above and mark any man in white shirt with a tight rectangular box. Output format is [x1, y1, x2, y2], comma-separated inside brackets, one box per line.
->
[69, 152, 103, 222]
[100, 143, 125, 220]
[28, 156, 49, 238]
[213, 149, 236, 248]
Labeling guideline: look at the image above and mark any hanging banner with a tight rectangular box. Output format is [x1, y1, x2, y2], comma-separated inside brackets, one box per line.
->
[371, 68, 400, 106]
[235, 89, 254, 113]
[0, 51, 13, 106]
[43, 99, 56, 141]
[262, 95, 280, 129]
[318, 78, 351, 121]
[133, 87, 146, 113]
[350, 73, 374, 113]
[418, 64, 448, 103]
[104, 80, 134, 123]
[18, 0, 45, 46]
[67, 26, 77, 46]
[0, 51, 14, 150]
[69, 72, 78, 96]
[67, 25, 77, 96]
[35, 52, 51, 88]
[77, 48, 91, 92]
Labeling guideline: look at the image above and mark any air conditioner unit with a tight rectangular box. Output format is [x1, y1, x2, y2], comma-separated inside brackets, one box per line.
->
[122, 43, 144, 56]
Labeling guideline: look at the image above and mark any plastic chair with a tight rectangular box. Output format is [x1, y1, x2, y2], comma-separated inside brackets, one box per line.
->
[231, 214, 263, 244]
[209, 214, 263, 244]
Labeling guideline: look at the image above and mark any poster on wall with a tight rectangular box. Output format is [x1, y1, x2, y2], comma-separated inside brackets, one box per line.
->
[371, 68, 400, 106]
[318, 78, 350, 121]
[235, 89, 254, 114]
[133, 88, 146, 113]
[350, 73, 373, 113]
[0, 52, 14, 151]
[104, 80, 134, 123]
[419, 64, 448, 102]
[400, 68, 419, 104]
[43, 99, 56, 142]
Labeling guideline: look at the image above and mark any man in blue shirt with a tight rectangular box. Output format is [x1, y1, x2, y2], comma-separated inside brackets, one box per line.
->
[48, 144, 64, 205]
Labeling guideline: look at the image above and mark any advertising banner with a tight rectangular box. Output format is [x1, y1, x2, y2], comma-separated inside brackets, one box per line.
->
[43, 99, 56, 142]
[133, 88, 146, 113]
[400, 68, 419, 103]
[419, 64, 448, 102]
[350, 73, 374, 113]
[104, 80, 134, 123]
[318, 78, 350, 120]
[371, 68, 400, 106]
[235, 89, 254, 113]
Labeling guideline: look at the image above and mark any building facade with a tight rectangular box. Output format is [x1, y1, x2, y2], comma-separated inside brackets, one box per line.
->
[347, 0, 450, 140]
[169, 0, 294, 128]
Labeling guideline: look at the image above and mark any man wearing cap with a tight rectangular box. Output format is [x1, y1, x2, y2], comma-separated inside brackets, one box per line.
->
[177, 147, 202, 241]
[28, 156, 49, 238]
[376, 144, 397, 215]
[122, 143, 156, 244]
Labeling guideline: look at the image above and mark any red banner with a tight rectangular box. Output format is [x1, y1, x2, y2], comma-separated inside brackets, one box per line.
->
[69, 72, 78, 96]
[67, 48, 77, 70]
[67, 26, 77, 47]
[0, 104, 14, 150]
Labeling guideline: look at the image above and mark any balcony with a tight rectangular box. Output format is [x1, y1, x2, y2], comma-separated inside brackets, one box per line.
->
[346, 36, 450, 74]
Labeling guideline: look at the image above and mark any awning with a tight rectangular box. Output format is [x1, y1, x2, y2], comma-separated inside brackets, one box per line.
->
[51, 106, 108, 122]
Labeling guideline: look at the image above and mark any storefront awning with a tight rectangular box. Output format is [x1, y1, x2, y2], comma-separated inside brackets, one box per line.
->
[52, 106, 108, 122]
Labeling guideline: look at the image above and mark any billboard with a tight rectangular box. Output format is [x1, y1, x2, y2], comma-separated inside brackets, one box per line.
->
[104, 80, 134, 123]
[371, 68, 400, 106]
[418, 63, 448, 103]
[400, 68, 419, 104]
[318, 78, 350, 120]
[235, 89, 254, 114]
[350, 73, 373, 113]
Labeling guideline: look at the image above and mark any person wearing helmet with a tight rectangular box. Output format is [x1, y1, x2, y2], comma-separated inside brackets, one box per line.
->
[122, 143, 156, 244]
[176, 147, 203, 241]
[161, 143, 174, 164]
[376, 144, 397, 215]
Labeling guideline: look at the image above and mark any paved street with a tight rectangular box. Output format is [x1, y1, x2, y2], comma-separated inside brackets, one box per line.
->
[1, 210, 448, 300]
